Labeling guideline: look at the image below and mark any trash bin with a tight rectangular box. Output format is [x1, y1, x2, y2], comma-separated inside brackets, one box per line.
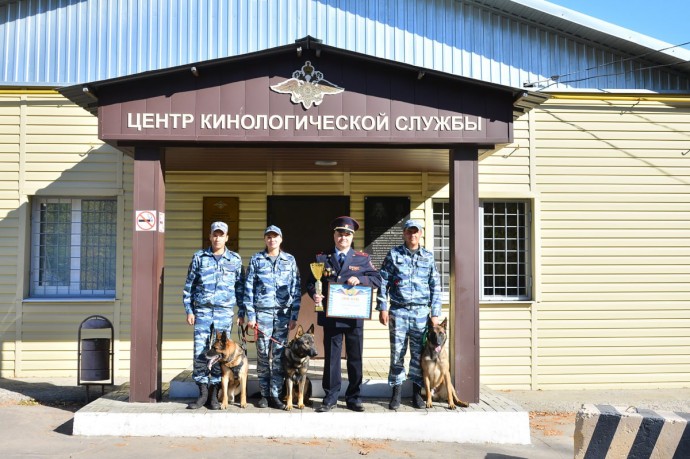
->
[77, 315, 114, 402]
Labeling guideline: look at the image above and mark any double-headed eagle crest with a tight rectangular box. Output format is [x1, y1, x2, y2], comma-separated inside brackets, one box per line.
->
[270, 61, 344, 109]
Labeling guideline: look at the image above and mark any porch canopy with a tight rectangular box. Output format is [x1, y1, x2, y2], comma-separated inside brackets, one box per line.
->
[60, 36, 546, 402]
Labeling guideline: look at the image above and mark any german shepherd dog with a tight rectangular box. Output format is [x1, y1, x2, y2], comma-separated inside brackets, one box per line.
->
[205, 330, 248, 409]
[281, 324, 317, 410]
[421, 317, 469, 409]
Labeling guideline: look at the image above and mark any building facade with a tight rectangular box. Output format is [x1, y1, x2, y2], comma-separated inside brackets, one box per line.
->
[1, 0, 689, 398]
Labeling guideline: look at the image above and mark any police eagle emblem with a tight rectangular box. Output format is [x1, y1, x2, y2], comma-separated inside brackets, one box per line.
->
[270, 61, 344, 109]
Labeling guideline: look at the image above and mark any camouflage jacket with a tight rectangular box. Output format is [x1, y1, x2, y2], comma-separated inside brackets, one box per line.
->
[376, 244, 441, 316]
[243, 251, 301, 322]
[183, 248, 244, 315]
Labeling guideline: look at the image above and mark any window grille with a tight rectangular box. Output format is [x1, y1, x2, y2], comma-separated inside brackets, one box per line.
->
[31, 198, 117, 297]
[432, 199, 531, 301]
[432, 201, 451, 302]
[481, 201, 530, 300]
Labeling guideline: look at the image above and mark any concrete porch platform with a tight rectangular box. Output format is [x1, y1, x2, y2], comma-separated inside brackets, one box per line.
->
[73, 359, 530, 444]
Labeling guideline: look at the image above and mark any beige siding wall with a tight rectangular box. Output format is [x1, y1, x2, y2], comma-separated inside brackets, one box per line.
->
[0, 94, 21, 377]
[531, 97, 690, 389]
[0, 92, 125, 377]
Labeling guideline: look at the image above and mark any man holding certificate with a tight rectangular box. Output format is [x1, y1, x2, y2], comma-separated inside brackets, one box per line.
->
[307, 216, 381, 413]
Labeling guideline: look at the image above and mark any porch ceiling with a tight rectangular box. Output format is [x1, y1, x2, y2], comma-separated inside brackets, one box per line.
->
[164, 146, 453, 172]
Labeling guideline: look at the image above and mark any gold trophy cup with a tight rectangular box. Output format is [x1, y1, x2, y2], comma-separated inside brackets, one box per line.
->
[310, 262, 325, 312]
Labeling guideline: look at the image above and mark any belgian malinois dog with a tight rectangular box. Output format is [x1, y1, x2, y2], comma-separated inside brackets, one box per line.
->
[205, 330, 248, 409]
[421, 317, 469, 409]
[281, 324, 317, 410]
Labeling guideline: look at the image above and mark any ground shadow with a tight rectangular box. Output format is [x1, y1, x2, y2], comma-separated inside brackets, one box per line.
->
[0, 377, 116, 413]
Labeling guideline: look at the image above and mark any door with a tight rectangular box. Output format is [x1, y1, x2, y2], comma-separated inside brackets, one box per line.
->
[267, 196, 350, 358]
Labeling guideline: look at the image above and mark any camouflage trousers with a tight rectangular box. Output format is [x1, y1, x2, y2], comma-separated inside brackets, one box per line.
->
[387, 306, 430, 387]
[192, 305, 234, 385]
[255, 308, 290, 397]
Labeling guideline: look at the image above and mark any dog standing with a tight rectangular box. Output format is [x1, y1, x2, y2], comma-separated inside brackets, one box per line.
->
[421, 317, 469, 409]
[205, 330, 248, 409]
[281, 324, 317, 410]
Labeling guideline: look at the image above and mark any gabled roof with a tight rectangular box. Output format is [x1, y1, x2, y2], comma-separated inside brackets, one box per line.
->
[59, 36, 549, 121]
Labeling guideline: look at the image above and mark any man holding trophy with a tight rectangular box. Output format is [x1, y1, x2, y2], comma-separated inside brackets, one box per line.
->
[307, 216, 381, 412]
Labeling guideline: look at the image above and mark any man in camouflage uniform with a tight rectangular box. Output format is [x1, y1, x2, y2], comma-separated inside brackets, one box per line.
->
[241, 225, 301, 410]
[183, 221, 244, 410]
[377, 219, 441, 410]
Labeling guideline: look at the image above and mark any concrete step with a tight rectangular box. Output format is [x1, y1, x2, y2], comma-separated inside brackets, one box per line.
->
[73, 377, 531, 444]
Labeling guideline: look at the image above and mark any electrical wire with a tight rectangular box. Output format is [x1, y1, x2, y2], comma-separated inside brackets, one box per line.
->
[524, 40, 690, 88]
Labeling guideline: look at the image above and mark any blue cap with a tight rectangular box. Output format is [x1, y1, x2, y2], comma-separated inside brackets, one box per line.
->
[331, 216, 359, 233]
[264, 225, 282, 237]
[403, 219, 423, 231]
[211, 221, 228, 234]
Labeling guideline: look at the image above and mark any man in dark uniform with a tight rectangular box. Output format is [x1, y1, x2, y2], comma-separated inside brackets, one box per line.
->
[307, 216, 382, 412]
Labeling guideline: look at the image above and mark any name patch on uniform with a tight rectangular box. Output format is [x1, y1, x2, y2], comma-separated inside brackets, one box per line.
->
[349, 265, 360, 271]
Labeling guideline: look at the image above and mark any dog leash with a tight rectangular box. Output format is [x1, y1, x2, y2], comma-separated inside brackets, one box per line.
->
[252, 323, 289, 348]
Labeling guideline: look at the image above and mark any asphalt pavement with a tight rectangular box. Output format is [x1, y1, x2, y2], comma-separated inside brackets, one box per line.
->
[1, 376, 688, 459]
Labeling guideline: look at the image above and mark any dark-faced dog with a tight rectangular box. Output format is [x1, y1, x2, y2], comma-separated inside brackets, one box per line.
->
[205, 330, 248, 409]
[281, 324, 317, 410]
[421, 317, 469, 409]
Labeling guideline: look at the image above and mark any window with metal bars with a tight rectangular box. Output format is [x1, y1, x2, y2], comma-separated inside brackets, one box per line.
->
[432, 200, 531, 301]
[432, 201, 451, 302]
[30, 197, 117, 297]
[481, 200, 531, 300]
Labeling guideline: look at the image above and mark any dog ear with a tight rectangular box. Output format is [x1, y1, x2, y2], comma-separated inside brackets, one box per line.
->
[221, 330, 228, 342]
[216, 330, 223, 341]
[295, 325, 304, 337]
[440, 317, 448, 329]
[307, 324, 315, 334]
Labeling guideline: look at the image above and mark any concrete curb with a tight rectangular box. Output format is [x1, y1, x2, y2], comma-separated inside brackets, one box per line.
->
[575, 404, 690, 458]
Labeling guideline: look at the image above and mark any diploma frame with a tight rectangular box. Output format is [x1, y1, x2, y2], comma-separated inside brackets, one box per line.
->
[326, 283, 373, 320]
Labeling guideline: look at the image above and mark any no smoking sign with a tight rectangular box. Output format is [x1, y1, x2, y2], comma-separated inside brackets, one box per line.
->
[135, 210, 157, 231]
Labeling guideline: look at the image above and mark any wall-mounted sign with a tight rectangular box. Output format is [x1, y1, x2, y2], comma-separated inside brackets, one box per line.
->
[364, 196, 410, 269]
[100, 52, 512, 146]
[135, 210, 157, 231]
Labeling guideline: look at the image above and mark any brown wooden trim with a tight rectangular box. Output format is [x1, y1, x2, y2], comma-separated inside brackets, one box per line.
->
[130, 147, 165, 403]
[449, 147, 480, 404]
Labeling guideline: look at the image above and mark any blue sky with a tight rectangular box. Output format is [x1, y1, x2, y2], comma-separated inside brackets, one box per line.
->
[546, 0, 690, 50]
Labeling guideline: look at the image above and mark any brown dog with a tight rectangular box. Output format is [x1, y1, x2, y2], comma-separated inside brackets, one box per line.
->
[421, 317, 469, 409]
[281, 324, 317, 410]
[205, 330, 248, 409]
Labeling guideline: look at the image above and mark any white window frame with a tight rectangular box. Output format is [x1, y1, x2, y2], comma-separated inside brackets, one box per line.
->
[432, 199, 532, 302]
[432, 200, 451, 303]
[30, 197, 117, 298]
[480, 200, 531, 301]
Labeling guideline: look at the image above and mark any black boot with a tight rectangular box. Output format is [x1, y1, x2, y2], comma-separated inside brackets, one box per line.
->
[388, 384, 402, 410]
[412, 384, 425, 409]
[207, 383, 221, 410]
[187, 382, 209, 409]
[269, 396, 286, 410]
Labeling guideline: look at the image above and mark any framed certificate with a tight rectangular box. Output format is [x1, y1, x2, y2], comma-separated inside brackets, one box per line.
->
[326, 283, 373, 319]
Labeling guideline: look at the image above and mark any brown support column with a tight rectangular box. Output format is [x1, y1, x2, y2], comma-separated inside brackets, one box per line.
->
[449, 146, 480, 404]
[130, 147, 165, 402]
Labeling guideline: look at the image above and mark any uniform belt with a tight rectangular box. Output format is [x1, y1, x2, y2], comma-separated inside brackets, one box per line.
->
[390, 303, 427, 310]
